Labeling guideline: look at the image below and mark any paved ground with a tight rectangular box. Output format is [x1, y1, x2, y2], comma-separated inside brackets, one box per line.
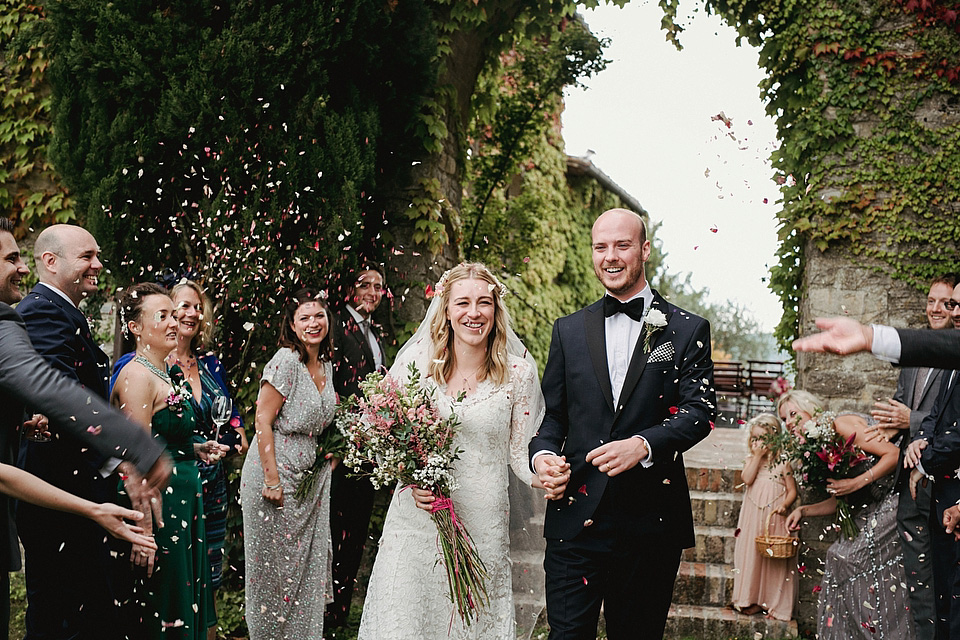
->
[685, 425, 749, 471]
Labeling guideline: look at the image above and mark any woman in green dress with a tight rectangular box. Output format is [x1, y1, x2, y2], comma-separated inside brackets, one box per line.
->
[111, 283, 227, 639]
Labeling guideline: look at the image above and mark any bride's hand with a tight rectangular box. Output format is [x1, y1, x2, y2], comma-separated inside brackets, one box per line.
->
[412, 487, 436, 512]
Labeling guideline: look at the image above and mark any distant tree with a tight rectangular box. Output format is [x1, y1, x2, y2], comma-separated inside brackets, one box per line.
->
[655, 270, 777, 362]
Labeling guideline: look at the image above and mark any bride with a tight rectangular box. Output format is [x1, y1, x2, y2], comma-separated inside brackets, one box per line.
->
[357, 262, 545, 639]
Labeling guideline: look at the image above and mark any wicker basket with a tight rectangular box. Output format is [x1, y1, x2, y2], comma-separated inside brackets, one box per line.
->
[754, 509, 798, 559]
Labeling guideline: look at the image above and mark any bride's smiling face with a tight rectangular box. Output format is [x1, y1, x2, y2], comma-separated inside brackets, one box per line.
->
[445, 278, 495, 349]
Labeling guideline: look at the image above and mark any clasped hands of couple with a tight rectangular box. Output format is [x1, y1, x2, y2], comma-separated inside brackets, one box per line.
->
[409, 437, 650, 510]
[532, 437, 650, 500]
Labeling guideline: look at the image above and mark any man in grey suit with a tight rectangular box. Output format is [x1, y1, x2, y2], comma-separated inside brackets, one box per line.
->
[0, 218, 169, 638]
[871, 275, 955, 640]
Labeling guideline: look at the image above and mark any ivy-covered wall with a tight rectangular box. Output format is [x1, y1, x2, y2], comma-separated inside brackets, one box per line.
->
[665, 0, 960, 349]
[660, 1, 960, 632]
[0, 1, 72, 226]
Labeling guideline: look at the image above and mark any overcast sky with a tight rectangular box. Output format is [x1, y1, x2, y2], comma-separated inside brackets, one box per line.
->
[562, 1, 783, 331]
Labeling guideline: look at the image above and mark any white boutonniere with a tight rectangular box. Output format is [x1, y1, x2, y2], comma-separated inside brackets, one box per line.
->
[643, 308, 668, 353]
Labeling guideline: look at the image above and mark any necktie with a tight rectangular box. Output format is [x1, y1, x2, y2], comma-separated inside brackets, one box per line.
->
[912, 367, 930, 410]
[603, 296, 645, 322]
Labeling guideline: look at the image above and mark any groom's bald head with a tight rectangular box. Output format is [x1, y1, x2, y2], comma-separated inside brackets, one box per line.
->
[592, 208, 646, 245]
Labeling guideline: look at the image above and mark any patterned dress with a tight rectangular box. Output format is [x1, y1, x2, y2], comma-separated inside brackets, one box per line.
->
[240, 348, 336, 639]
[816, 414, 916, 640]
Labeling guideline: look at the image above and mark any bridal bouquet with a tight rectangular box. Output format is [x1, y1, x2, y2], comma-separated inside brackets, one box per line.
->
[765, 409, 868, 539]
[335, 362, 489, 625]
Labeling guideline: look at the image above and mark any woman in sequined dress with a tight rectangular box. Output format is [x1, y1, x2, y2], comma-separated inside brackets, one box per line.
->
[779, 390, 915, 640]
[240, 288, 337, 639]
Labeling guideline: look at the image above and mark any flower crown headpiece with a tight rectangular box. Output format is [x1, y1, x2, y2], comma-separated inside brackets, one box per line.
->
[434, 264, 509, 298]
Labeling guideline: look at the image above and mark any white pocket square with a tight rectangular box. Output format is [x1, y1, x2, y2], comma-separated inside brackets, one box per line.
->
[648, 341, 675, 363]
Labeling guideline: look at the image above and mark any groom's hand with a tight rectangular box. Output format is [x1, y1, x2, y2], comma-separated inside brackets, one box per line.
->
[534, 455, 570, 500]
[944, 505, 960, 541]
[586, 438, 647, 477]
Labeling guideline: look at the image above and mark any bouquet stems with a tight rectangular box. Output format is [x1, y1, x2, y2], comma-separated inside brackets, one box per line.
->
[836, 498, 859, 540]
[430, 491, 489, 626]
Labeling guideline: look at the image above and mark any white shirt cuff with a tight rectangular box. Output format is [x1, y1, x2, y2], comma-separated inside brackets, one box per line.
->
[99, 456, 122, 478]
[632, 435, 654, 468]
[531, 450, 557, 473]
[870, 324, 901, 364]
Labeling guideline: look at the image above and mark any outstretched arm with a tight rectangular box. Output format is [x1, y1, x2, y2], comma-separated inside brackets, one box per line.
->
[0, 309, 166, 477]
[792, 317, 874, 355]
[0, 462, 156, 548]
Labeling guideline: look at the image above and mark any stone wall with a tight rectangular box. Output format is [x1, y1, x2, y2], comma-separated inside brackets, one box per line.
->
[793, 243, 930, 634]
[796, 240, 928, 409]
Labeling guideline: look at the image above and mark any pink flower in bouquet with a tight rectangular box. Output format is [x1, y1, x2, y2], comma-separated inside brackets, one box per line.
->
[767, 376, 792, 401]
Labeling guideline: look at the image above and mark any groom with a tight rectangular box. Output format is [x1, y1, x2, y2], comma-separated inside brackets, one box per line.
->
[530, 208, 716, 639]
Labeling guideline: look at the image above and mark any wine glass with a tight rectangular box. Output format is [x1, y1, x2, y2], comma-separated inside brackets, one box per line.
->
[212, 396, 232, 442]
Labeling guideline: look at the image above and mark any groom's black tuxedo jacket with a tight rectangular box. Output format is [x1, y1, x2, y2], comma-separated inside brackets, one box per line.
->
[530, 290, 716, 545]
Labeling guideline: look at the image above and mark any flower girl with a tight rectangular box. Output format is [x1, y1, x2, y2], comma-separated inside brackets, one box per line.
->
[731, 413, 798, 620]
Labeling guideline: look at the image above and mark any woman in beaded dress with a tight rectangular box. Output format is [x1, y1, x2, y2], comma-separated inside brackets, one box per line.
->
[358, 262, 545, 640]
[240, 288, 337, 639]
[111, 283, 227, 639]
[779, 390, 915, 640]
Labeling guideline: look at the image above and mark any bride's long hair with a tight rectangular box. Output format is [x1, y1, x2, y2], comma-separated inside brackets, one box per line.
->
[427, 262, 509, 387]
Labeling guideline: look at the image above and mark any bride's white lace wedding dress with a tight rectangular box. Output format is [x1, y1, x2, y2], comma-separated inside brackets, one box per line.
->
[357, 353, 543, 640]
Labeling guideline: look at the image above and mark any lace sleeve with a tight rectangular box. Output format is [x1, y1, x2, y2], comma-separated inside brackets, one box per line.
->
[509, 357, 545, 485]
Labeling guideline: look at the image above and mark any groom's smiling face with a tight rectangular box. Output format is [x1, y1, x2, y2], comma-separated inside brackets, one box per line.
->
[591, 210, 650, 298]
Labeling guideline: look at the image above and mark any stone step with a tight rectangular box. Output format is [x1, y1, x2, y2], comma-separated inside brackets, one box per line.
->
[665, 603, 798, 639]
[682, 524, 739, 564]
[689, 489, 742, 528]
[685, 465, 744, 493]
[672, 561, 733, 607]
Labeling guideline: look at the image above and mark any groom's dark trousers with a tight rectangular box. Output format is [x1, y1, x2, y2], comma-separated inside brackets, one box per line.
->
[531, 291, 715, 640]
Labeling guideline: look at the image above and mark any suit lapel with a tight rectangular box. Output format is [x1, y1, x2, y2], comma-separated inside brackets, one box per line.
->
[584, 303, 614, 413]
[614, 292, 671, 419]
[345, 315, 377, 367]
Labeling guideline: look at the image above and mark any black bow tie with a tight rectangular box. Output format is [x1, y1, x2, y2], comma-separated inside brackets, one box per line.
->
[603, 296, 645, 322]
